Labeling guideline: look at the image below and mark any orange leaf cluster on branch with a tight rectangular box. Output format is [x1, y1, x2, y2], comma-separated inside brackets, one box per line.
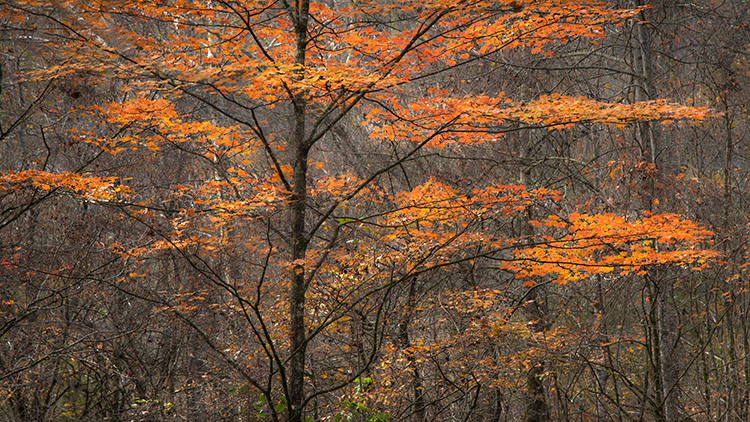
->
[0, 170, 122, 201]
[501, 213, 720, 285]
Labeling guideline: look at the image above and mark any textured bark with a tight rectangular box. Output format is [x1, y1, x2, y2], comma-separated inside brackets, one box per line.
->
[593, 278, 612, 422]
[526, 362, 551, 422]
[631, 5, 681, 420]
[631, 1, 657, 167]
[399, 279, 426, 422]
[657, 284, 680, 422]
[646, 277, 666, 422]
[289, 2, 310, 422]
[519, 143, 551, 422]
[493, 389, 504, 422]
[523, 287, 552, 422]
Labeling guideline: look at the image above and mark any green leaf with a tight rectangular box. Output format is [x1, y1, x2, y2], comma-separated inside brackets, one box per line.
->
[275, 402, 287, 413]
[255, 393, 266, 405]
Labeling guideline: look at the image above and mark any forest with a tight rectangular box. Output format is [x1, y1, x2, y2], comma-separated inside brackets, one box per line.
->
[0, 0, 748, 421]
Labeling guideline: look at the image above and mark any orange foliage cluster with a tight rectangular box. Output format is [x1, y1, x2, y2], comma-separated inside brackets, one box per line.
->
[502, 212, 719, 285]
[0, 170, 121, 201]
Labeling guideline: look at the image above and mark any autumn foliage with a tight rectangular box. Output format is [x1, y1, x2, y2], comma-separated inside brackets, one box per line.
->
[0, 0, 736, 421]
[504, 212, 718, 284]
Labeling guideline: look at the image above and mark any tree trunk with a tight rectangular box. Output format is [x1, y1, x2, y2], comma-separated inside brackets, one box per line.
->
[526, 364, 550, 422]
[631, 1, 657, 169]
[645, 277, 666, 422]
[593, 277, 612, 422]
[399, 279, 426, 422]
[631, 5, 682, 420]
[289, 2, 311, 422]
[523, 287, 551, 422]
[519, 144, 551, 422]
[657, 280, 680, 422]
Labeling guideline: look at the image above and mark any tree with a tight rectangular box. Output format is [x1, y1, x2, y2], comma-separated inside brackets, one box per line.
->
[0, 0, 718, 421]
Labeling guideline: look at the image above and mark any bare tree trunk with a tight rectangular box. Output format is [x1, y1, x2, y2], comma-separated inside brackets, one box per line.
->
[631, 2, 657, 169]
[646, 277, 666, 422]
[526, 361, 550, 422]
[289, 3, 311, 422]
[399, 279, 426, 422]
[523, 286, 551, 422]
[657, 279, 680, 422]
[593, 277, 612, 422]
[519, 144, 551, 422]
[493, 388, 504, 422]
[187, 333, 207, 422]
[630, 4, 682, 420]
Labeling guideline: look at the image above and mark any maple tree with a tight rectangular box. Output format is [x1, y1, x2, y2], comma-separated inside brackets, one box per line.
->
[0, 0, 726, 421]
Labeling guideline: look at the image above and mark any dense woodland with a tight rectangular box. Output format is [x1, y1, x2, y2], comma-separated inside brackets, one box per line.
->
[0, 0, 748, 421]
